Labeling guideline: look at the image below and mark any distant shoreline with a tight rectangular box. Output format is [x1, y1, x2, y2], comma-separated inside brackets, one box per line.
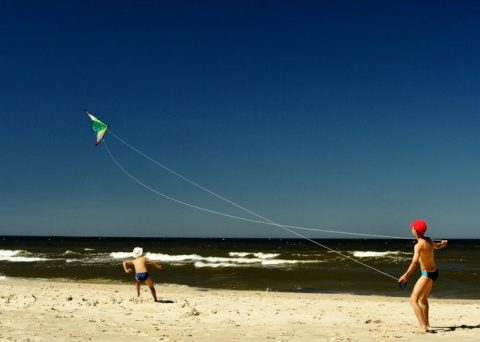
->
[1, 276, 478, 302]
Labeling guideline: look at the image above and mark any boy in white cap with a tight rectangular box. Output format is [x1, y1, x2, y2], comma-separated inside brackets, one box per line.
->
[398, 220, 448, 333]
[123, 247, 163, 302]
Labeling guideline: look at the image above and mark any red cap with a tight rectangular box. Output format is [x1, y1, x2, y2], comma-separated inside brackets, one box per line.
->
[410, 220, 427, 234]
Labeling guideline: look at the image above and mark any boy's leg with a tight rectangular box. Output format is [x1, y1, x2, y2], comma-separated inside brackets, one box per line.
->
[410, 276, 432, 332]
[145, 277, 158, 302]
[136, 279, 141, 297]
[419, 281, 434, 327]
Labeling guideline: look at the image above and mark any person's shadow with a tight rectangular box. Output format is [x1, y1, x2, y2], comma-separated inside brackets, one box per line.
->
[156, 299, 175, 303]
[429, 324, 480, 333]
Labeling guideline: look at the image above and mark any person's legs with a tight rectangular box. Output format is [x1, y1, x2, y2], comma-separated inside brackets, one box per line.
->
[145, 277, 157, 302]
[136, 279, 141, 297]
[410, 276, 433, 332]
[419, 280, 434, 327]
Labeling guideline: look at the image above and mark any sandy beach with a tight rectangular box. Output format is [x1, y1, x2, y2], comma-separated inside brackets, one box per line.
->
[0, 278, 478, 341]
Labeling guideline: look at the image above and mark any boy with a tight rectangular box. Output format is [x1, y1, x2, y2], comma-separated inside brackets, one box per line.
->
[398, 220, 448, 333]
[123, 247, 163, 302]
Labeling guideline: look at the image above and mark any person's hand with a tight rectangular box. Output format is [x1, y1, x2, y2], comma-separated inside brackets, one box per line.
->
[125, 269, 132, 274]
[398, 274, 408, 284]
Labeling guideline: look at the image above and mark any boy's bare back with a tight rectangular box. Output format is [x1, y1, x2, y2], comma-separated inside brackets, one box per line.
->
[130, 256, 149, 273]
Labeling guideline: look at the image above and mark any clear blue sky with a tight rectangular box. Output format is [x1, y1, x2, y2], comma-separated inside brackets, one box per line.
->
[2, 1, 479, 238]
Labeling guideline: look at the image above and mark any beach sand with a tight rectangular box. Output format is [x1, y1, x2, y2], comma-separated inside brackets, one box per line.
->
[0, 278, 478, 341]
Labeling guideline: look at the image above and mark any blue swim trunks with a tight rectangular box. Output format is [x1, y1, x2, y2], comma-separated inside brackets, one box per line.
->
[135, 272, 149, 282]
[421, 269, 438, 281]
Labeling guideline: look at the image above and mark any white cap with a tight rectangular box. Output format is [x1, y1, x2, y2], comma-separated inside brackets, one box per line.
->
[132, 247, 143, 258]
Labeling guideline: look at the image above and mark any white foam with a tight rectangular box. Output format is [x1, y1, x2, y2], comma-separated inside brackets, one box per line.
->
[110, 252, 134, 259]
[147, 253, 203, 262]
[0, 249, 23, 257]
[0, 256, 49, 262]
[0, 249, 57, 262]
[229, 252, 251, 257]
[194, 261, 236, 268]
[111, 250, 318, 268]
[229, 252, 280, 259]
[254, 252, 280, 259]
[353, 251, 400, 258]
[194, 258, 318, 268]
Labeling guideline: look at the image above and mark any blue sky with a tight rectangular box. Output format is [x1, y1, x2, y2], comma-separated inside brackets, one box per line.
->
[2, 1, 479, 238]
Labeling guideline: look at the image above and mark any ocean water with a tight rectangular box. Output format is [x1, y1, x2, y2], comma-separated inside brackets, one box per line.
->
[0, 236, 478, 299]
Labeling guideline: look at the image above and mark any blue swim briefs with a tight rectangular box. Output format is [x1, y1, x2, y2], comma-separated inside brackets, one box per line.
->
[135, 272, 149, 282]
[421, 269, 438, 281]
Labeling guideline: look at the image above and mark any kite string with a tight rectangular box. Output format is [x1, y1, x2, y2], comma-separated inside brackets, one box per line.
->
[104, 141, 403, 238]
[103, 137, 400, 281]
[107, 131, 410, 240]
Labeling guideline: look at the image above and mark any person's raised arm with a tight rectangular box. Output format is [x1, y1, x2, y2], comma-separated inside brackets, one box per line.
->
[433, 240, 448, 250]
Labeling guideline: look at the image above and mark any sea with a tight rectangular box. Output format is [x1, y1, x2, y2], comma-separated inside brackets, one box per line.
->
[1, 236, 478, 299]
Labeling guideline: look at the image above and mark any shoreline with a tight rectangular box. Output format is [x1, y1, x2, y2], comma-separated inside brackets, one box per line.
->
[2, 276, 479, 301]
[1, 278, 479, 341]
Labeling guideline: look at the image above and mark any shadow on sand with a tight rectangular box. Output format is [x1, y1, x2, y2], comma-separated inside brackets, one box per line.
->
[430, 324, 480, 333]
[156, 299, 175, 303]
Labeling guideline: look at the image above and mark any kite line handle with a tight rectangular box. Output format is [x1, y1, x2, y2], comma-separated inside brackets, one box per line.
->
[398, 281, 407, 289]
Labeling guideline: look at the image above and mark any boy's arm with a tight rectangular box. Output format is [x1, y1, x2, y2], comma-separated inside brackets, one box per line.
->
[399, 244, 421, 283]
[145, 258, 163, 270]
[433, 240, 448, 250]
[123, 260, 133, 273]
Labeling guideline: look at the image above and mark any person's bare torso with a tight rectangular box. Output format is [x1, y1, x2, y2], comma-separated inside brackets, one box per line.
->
[418, 238, 436, 272]
[131, 256, 148, 273]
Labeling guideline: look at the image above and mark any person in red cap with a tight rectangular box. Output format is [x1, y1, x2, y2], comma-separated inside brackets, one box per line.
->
[398, 220, 448, 333]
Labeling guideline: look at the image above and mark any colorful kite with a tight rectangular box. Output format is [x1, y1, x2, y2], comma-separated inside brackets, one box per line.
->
[84, 109, 109, 146]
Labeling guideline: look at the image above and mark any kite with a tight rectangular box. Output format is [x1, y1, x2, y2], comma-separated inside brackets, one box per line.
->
[84, 109, 109, 146]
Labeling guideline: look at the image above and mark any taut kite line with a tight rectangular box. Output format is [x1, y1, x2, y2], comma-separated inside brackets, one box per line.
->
[83, 109, 410, 285]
